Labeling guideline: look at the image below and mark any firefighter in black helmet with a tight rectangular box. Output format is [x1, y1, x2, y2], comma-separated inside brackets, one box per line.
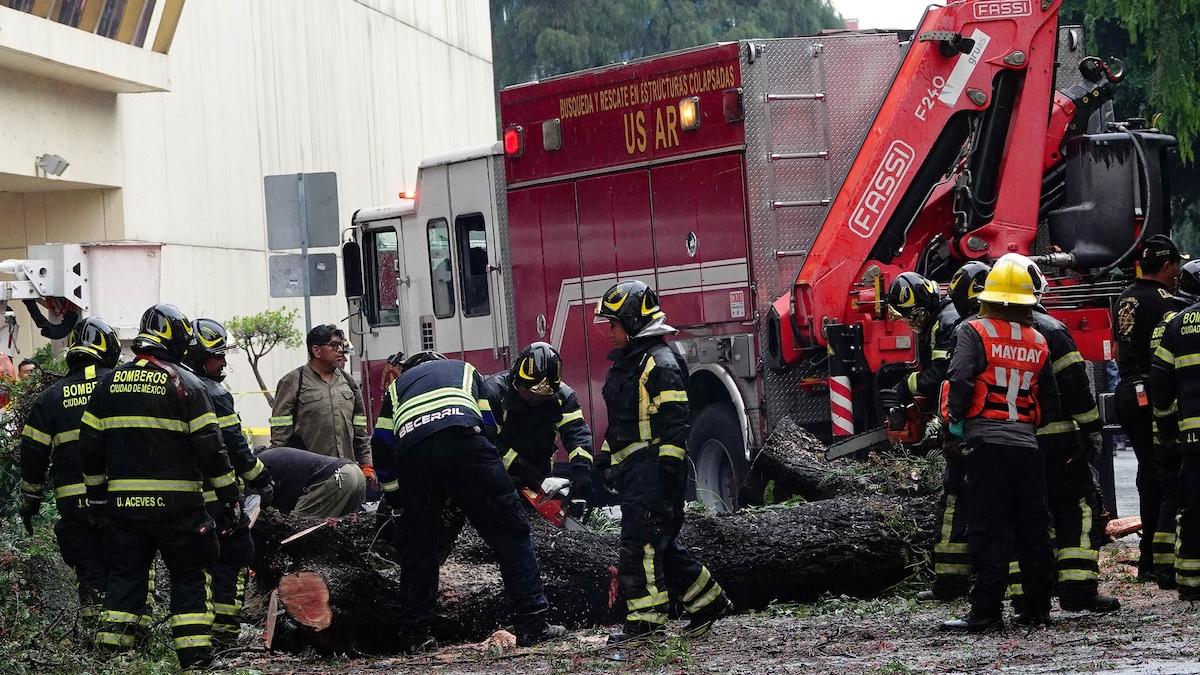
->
[484, 342, 594, 504]
[372, 350, 565, 652]
[1150, 258, 1200, 597]
[914, 263, 981, 603]
[887, 271, 961, 405]
[80, 304, 241, 673]
[594, 280, 731, 645]
[18, 316, 121, 625]
[186, 318, 276, 646]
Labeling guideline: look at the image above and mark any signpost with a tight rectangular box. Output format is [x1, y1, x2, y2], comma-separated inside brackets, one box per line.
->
[264, 172, 340, 331]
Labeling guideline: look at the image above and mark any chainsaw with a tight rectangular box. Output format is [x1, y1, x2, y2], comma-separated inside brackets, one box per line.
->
[825, 395, 931, 461]
[519, 486, 588, 531]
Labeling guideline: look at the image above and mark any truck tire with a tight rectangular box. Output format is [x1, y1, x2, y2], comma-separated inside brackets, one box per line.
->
[688, 403, 749, 513]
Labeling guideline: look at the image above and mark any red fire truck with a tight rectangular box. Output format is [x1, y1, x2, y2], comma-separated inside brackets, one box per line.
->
[343, 1, 1176, 510]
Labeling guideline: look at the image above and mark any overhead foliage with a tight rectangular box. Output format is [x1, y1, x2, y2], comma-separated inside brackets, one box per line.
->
[491, 0, 843, 89]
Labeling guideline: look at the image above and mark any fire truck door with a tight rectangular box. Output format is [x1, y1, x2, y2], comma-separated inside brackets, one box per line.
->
[412, 163, 464, 358]
[576, 171, 656, 439]
[649, 154, 750, 327]
[448, 159, 506, 373]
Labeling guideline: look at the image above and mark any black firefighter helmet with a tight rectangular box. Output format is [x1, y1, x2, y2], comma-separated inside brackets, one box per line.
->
[132, 303, 195, 361]
[66, 316, 121, 370]
[511, 342, 562, 399]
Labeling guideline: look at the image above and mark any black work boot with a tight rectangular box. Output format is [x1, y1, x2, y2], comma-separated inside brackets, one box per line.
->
[398, 622, 437, 655]
[1156, 569, 1178, 590]
[1178, 587, 1200, 602]
[516, 621, 567, 647]
[606, 621, 666, 646]
[1059, 593, 1120, 613]
[939, 611, 1004, 633]
[917, 587, 966, 602]
[1013, 611, 1053, 627]
[681, 594, 733, 639]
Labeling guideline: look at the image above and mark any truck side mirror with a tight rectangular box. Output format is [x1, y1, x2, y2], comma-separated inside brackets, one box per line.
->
[342, 240, 364, 299]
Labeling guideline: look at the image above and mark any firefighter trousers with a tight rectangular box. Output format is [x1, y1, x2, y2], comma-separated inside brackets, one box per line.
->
[98, 517, 219, 670]
[614, 450, 727, 626]
[930, 457, 970, 598]
[1174, 454, 1200, 597]
[394, 429, 549, 638]
[1153, 448, 1182, 583]
[54, 514, 110, 617]
[965, 440, 1055, 619]
[1042, 439, 1104, 602]
[1116, 380, 1159, 573]
[210, 524, 254, 643]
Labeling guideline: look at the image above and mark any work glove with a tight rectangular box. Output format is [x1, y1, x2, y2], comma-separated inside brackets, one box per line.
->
[540, 476, 571, 499]
[217, 499, 244, 536]
[1083, 431, 1104, 464]
[18, 494, 41, 536]
[512, 460, 545, 493]
[87, 499, 110, 529]
[360, 463, 379, 488]
[658, 460, 684, 518]
[568, 464, 593, 506]
[383, 487, 405, 511]
[947, 419, 965, 439]
[249, 475, 276, 509]
[922, 417, 944, 443]
[594, 451, 616, 491]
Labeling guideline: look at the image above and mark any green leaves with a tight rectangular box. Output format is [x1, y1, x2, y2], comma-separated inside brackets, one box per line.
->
[226, 307, 303, 407]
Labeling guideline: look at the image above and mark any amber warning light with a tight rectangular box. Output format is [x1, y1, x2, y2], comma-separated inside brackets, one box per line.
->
[399, 190, 416, 200]
[504, 126, 524, 157]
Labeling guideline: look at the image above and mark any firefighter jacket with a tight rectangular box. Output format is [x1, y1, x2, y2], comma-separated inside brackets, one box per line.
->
[1115, 278, 1177, 379]
[945, 317, 1060, 448]
[1150, 301, 1200, 452]
[1147, 297, 1191, 446]
[199, 376, 269, 502]
[482, 372, 594, 479]
[601, 337, 689, 466]
[1032, 310, 1101, 440]
[269, 365, 371, 466]
[372, 359, 497, 495]
[906, 299, 961, 401]
[19, 364, 111, 515]
[79, 352, 238, 521]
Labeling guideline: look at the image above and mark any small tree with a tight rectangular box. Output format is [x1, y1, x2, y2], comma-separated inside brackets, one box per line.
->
[226, 307, 303, 407]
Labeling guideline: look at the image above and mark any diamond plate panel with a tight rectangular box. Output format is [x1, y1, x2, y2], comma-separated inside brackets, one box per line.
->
[741, 33, 902, 436]
[494, 153, 517, 358]
[1055, 25, 1088, 93]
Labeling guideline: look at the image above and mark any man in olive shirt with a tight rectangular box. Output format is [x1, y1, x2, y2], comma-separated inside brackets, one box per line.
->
[270, 324, 375, 485]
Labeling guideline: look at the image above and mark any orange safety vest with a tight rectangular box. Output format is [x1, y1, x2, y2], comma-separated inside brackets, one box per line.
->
[960, 318, 1048, 425]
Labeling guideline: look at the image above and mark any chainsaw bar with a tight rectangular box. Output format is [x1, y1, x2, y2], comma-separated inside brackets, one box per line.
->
[824, 426, 888, 461]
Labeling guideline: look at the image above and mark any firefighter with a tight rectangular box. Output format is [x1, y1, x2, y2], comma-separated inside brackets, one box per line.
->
[18, 317, 122, 623]
[891, 269, 968, 602]
[485, 342, 594, 504]
[1028, 282, 1120, 613]
[1150, 261, 1200, 599]
[940, 254, 1060, 632]
[1146, 262, 1200, 588]
[1113, 234, 1188, 578]
[594, 280, 732, 645]
[80, 304, 242, 673]
[186, 318, 276, 646]
[886, 271, 960, 405]
[372, 351, 565, 652]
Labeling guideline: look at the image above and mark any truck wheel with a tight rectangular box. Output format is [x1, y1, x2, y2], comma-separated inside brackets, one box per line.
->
[688, 403, 748, 513]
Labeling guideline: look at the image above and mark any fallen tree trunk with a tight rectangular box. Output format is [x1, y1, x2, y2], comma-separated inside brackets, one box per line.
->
[251, 494, 937, 654]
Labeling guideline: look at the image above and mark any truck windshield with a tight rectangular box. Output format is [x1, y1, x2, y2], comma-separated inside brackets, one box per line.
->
[427, 219, 455, 319]
[455, 213, 490, 318]
[365, 228, 400, 325]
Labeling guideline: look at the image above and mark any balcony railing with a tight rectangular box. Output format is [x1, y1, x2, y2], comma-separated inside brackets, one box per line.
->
[1, 0, 184, 54]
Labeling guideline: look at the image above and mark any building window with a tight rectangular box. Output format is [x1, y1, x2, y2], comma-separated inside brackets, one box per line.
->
[455, 213, 490, 318]
[364, 228, 400, 326]
[427, 219, 455, 319]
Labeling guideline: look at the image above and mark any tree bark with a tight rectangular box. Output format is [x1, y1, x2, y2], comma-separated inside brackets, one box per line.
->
[251, 494, 937, 654]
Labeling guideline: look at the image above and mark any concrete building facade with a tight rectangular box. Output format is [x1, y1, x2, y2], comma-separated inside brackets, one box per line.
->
[0, 0, 496, 426]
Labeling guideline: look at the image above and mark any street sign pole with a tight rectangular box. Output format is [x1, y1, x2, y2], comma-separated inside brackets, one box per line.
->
[297, 174, 313, 333]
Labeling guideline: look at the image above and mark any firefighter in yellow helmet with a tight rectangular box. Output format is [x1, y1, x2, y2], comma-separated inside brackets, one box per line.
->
[940, 254, 1060, 632]
[594, 280, 732, 645]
